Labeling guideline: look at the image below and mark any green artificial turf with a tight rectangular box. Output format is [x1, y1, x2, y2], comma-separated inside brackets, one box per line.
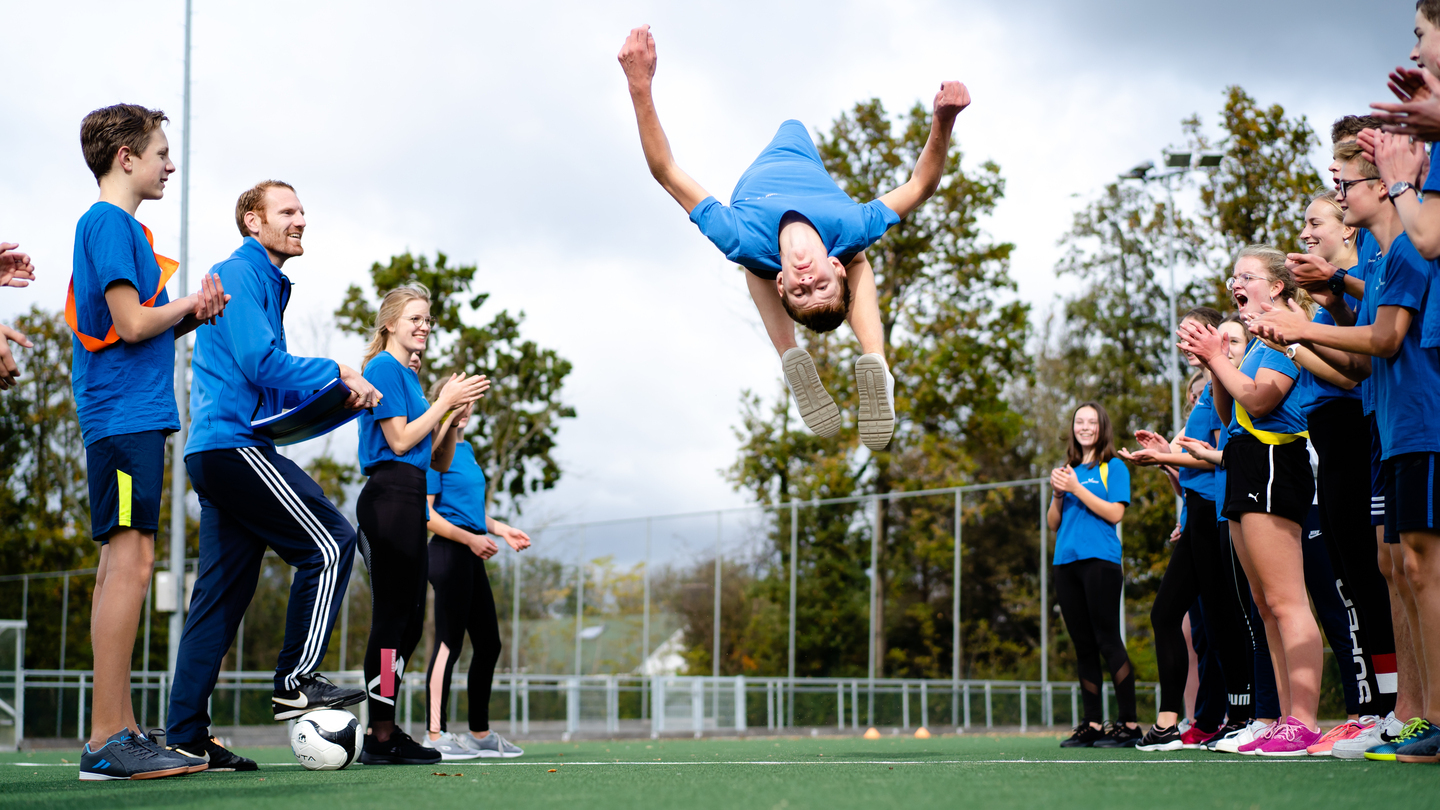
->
[2, 733, 1434, 809]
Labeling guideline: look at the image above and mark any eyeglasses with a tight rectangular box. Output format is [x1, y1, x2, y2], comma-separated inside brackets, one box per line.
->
[404, 315, 437, 328]
[1336, 176, 1379, 199]
[1225, 273, 1265, 291]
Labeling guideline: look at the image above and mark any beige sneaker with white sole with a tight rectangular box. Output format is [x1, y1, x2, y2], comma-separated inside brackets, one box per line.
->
[855, 353, 894, 451]
[782, 348, 841, 437]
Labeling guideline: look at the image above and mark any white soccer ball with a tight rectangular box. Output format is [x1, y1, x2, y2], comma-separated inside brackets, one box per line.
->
[290, 709, 360, 771]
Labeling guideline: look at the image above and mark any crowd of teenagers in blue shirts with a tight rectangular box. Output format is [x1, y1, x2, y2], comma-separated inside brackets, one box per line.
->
[3, 11, 1440, 783]
[1040, 1, 1440, 762]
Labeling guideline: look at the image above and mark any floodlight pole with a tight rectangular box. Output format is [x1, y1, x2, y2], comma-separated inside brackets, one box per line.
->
[167, 0, 193, 677]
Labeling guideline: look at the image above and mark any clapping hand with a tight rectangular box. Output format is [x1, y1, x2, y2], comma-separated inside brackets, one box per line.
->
[1117, 447, 1163, 466]
[1050, 465, 1078, 495]
[1371, 67, 1440, 142]
[0, 243, 35, 289]
[0, 323, 34, 390]
[1247, 298, 1308, 345]
[1176, 320, 1223, 365]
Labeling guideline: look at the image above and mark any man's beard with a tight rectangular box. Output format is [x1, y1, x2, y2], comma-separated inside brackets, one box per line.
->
[261, 221, 303, 258]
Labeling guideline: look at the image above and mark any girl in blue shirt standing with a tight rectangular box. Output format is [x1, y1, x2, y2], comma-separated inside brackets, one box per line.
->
[1177, 246, 1321, 755]
[1049, 401, 1136, 748]
[355, 284, 488, 765]
[418, 382, 531, 761]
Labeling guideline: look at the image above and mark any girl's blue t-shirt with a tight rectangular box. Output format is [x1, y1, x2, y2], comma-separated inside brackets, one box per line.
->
[357, 351, 432, 473]
[1053, 458, 1130, 566]
[1178, 385, 1221, 504]
[1227, 342, 1307, 438]
[1215, 426, 1232, 527]
[427, 440, 488, 533]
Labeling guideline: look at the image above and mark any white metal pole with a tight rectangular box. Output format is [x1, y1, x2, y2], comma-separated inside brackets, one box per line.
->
[952, 491, 962, 684]
[167, 0, 193, 677]
[1039, 482, 1048, 687]
[713, 511, 721, 680]
[574, 528, 585, 677]
[1166, 179, 1183, 525]
[787, 502, 797, 727]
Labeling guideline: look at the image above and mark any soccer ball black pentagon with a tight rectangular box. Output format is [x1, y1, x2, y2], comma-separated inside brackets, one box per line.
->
[290, 709, 360, 770]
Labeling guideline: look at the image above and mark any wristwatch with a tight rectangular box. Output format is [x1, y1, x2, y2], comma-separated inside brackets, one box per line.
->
[1326, 267, 1348, 296]
[1390, 181, 1416, 200]
[1285, 344, 1299, 360]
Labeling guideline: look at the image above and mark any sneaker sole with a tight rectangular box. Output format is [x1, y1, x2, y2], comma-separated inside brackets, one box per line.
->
[359, 753, 444, 766]
[432, 750, 482, 761]
[782, 350, 840, 438]
[1363, 752, 1398, 761]
[1255, 747, 1313, 757]
[79, 765, 189, 781]
[272, 690, 366, 721]
[1136, 740, 1184, 752]
[854, 355, 893, 450]
[1396, 752, 1440, 763]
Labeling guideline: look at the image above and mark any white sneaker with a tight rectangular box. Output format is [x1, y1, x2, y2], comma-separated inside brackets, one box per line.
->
[782, 348, 841, 437]
[1331, 712, 1399, 760]
[420, 731, 482, 761]
[1212, 719, 1269, 753]
[855, 353, 894, 451]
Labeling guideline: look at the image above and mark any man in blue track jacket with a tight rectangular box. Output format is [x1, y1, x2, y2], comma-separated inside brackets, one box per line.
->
[165, 180, 380, 771]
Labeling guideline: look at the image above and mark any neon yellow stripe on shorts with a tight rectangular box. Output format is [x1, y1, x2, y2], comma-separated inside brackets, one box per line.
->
[117, 470, 132, 528]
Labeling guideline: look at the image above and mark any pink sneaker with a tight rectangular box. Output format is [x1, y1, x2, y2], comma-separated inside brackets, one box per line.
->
[1236, 720, 1280, 754]
[1306, 719, 1370, 756]
[1255, 717, 1323, 757]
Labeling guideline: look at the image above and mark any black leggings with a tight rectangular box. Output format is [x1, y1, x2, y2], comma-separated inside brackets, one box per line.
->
[1055, 558, 1136, 724]
[357, 462, 430, 725]
[1308, 399, 1397, 716]
[424, 536, 502, 733]
[1149, 492, 1257, 725]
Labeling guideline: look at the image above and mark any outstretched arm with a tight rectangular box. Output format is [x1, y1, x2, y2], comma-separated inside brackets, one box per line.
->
[877, 82, 971, 219]
[618, 25, 712, 214]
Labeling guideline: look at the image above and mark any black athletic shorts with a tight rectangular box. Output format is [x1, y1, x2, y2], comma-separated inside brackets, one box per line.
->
[1383, 452, 1440, 544]
[86, 429, 167, 543]
[1370, 413, 1386, 527]
[1221, 431, 1315, 526]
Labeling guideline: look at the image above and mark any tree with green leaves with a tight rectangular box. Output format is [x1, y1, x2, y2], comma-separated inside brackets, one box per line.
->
[336, 252, 574, 515]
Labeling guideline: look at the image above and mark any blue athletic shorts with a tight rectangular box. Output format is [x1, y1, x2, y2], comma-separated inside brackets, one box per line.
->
[1370, 413, 1385, 527]
[1384, 452, 1440, 544]
[86, 430, 167, 543]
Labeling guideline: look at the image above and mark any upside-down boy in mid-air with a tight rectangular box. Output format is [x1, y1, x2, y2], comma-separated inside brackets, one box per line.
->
[617, 25, 970, 450]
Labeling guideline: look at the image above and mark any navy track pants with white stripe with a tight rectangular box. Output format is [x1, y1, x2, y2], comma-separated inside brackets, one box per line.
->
[166, 445, 357, 746]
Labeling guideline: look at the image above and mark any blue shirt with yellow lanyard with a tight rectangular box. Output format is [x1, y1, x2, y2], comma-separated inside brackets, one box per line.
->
[1053, 457, 1130, 566]
[1227, 339, 1309, 444]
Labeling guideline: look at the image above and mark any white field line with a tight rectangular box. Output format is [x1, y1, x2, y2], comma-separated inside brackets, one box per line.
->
[12, 758, 1331, 767]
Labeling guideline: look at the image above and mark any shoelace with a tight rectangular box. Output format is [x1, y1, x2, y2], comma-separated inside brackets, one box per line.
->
[1394, 719, 1431, 743]
[120, 733, 161, 761]
[1316, 721, 1360, 743]
[1266, 722, 1306, 743]
[1250, 722, 1281, 743]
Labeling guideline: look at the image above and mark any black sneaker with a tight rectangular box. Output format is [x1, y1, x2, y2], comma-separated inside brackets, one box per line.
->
[169, 735, 259, 772]
[79, 728, 191, 781]
[1092, 722, 1143, 748]
[1203, 719, 1250, 751]
[359, 729, 443, 765]
[272, 673, 365, 720]
[1135, 724, 1183, 752]
[1060, 723, 1106, 748]
[140, 729, 208, 773]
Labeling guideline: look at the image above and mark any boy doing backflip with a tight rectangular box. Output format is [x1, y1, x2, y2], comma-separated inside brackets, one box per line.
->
[72, 104, 228, 781]
[617, 25, 970, 451]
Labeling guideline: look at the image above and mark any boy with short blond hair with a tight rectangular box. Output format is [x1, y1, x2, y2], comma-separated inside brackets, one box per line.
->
[72, 103, 227, 781]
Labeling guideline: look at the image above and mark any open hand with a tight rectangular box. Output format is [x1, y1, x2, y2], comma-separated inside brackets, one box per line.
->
[1247, 298, 1309, 345]
[933, 81, 971, 122]
[618, 25, 657, 91]
[439, 372, 490, 410]
[190, 272, 230, 325]
[1176, 320, 1223, 365]
[1050, 465, 1078, 495]
[0, 323, 34, 390]
[1117, 447, 1162, 466]
[0, 243, 35, 288]
[492, 520, 532, 552]
[1132, 429, 1171, 453]
[1175, 435, 1214, 459]
[1372, 67, 1440, 141]
[1373, 130, 1429, 187]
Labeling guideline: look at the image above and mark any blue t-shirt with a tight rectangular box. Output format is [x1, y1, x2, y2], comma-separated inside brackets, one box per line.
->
[357, 351, 432, 473]
[1424, 142, 1440, 195]
[1179, 385, 1222, 503]
[1354, 232, 1383, 415]
[1215, 426, 1232, 526]
[1053, 458, 1130, 566]
[69, 202, 179, 446]
[1227, 342, 1307, 438]
[1362, 233, 1440, 459]
[688, 120, 901, 277]
[1301, 304, 1361, 416]
[427, 440, 487, 533]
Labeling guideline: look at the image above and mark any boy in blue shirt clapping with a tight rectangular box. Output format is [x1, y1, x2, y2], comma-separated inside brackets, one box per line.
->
[70, 104, 228, 781]
[617, 25, 970, 451]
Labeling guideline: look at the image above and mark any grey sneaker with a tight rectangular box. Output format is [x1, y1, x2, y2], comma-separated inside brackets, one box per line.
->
[1333, 712, 1399, 760]
[468, 731, 524, 758]
[782, 348, 841, 437]
[855, 353, 894, 451]
[421, 731, 482, 761]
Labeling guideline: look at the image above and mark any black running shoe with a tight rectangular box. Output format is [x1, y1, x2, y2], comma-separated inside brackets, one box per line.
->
[169, 736, 259, 772]
[1135, 724, 1183, 752]
[272, 673, 365, 720]
[359, 729, 443, 765]
[141, 729, 207, 773]
[1202, 719, 1249, 751]
[1060, 723, 1106, 748]
[1092, 722, 1143, 748]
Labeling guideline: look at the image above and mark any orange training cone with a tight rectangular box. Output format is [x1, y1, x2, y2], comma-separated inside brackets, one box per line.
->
[914, 727, 931, 739]
[863, 727, 881, 740]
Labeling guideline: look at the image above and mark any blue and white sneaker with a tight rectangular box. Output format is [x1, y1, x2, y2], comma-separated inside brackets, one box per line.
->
[467, 731, 524, 758]
[79, 728, 192, 781]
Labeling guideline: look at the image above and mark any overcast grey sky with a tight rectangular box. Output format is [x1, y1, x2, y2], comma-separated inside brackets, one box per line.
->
[0, 0, 1415, 537]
